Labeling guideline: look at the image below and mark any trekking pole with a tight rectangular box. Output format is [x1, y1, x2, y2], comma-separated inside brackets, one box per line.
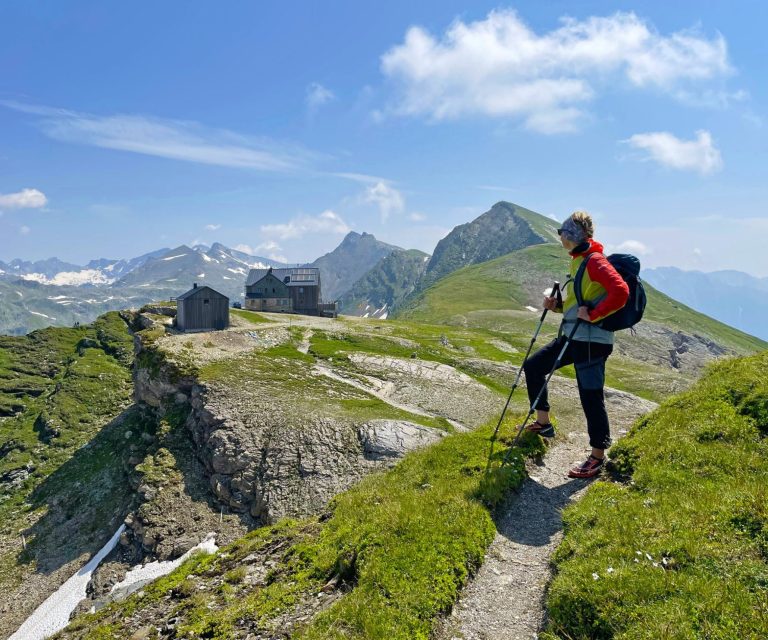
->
[485, 282, 560, 471]
[500, 317, 583, 466]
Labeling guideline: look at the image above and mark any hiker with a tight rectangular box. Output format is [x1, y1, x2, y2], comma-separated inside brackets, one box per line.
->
[521, 211, 629, 478]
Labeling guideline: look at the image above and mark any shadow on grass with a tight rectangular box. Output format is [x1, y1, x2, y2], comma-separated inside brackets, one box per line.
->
[18, 403, 254, 577]
[18, 405, 151, 574]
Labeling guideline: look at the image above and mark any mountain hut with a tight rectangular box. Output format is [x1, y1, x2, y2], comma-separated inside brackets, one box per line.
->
[245, 267, 336, 317]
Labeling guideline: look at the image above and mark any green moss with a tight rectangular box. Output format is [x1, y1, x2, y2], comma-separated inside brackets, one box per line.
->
[545, 351, 768, 639]
[231, 308, 273, 324]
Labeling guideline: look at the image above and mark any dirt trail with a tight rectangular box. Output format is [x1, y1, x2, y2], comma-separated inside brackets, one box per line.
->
[438, 390, 656, 640]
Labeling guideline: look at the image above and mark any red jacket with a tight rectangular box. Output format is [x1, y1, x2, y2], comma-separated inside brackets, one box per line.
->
[565, 240, 630, 323]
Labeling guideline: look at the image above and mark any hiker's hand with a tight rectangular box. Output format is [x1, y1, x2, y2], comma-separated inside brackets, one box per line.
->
[577, 306, 591, 322]
[543, 296, 557, 311]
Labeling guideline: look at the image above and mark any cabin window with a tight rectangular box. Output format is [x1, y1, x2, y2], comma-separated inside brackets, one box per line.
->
[204, 299, 209, 305]
[272, 288, 276, 293]
[299, 287, 304, 293]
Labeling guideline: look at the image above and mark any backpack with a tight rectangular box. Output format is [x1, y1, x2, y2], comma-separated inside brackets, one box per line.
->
[574, 253, 647, 331]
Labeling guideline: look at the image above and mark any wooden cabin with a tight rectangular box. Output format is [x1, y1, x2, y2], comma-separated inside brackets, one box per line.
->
[245, 267, 336, 316]
[176, 284, 229, 332]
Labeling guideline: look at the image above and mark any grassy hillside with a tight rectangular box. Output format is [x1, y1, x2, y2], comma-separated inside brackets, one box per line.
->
[397, 243, 767, 355]
[545, 350, 768, 639]
[0, 313, 158, 637]
[57, 404, 543, 640]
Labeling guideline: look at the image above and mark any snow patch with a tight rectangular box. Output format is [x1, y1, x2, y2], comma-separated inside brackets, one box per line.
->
[379, 312, 389, 320]
[525, 306, 538, 312]
[162, 254, 187, 261]
[20, 270, 115, 286]
[110, 534, 218, 600]
[29, 311, 56, 320]
[47, 295, 69, 300]
[9, 525, 125, 640]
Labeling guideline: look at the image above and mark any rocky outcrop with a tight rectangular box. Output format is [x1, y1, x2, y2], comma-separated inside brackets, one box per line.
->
[187, 386, 379, 523]
[122, 315, 453, 560]
[359, 420, 447, 460]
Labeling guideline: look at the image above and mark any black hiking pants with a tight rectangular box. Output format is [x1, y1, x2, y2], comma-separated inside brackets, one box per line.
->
[522, 336, 613, 450]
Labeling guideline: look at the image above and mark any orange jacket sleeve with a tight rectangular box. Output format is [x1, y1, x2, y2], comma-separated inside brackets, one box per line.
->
[586, 255, 629, 322]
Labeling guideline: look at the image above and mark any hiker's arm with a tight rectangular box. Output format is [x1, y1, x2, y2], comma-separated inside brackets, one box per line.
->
[586, 257, 629, 322]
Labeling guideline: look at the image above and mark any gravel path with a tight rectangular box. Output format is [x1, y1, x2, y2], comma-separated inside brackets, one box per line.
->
[438, 390, 656, 640]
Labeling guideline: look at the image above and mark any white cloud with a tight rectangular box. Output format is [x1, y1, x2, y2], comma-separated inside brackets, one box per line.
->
[0, 188, 48, 210]
[20, 225, 31, 235]
[616, 239, 652, 255]
[1, 101, 310, 172]
[409, 212, 426, 222]
[365, 181, 405, 221]
[380, 10, 732, 132]
[625, 130, 722, 174]
[306, 82, 335, 110]
[261, 210, 351, 240]
[256, 240, 282, 252]
[205, 223, 221, 231]
[233, 244, 255, 255]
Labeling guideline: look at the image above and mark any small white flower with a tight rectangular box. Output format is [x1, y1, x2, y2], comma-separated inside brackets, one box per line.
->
[607, 567, 615, 574]
[645, 553, 653, 561]
[662, 557, 669, 566]
[592, 572, 600, 580]
[633, 558, 639, 563]
[636, 551, 642, 556]
[653, 562, 659, 568]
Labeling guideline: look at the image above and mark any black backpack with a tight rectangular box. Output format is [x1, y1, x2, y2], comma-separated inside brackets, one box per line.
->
[574, 253, 646, 331]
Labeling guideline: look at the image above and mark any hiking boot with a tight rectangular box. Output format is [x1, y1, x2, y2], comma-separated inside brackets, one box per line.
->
[568, 455, 605, 479]
[525, 420, 556, 438]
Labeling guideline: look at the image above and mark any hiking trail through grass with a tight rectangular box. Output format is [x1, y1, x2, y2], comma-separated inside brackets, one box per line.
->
[437, 390, 656, 640]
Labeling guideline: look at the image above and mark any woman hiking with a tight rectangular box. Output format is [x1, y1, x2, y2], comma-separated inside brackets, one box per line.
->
[521, 211, 629, 478]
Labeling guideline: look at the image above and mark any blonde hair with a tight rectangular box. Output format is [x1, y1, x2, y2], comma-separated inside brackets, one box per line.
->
[571, 210, 594, 238]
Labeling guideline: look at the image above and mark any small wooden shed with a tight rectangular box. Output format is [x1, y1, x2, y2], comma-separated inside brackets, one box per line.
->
[176, 284, 229, 332]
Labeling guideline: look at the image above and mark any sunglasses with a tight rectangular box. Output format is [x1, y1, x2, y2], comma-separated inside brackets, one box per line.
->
[557, 228, 563, 236]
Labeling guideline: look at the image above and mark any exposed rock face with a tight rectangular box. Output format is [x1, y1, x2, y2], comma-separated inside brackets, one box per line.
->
[187, 386, 378, 522]
[347, 353, 497, 427]
[359, 420, 447, 460]
[124, 317, 460, 554]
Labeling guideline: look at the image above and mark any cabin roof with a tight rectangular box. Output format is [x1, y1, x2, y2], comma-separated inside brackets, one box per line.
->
[176, 285, 229, 301]
[246, 267, 320, 287]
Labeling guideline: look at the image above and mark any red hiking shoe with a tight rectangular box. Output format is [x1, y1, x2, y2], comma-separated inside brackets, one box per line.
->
[568, 455, 605, 479]
[524, 421, 555, 438]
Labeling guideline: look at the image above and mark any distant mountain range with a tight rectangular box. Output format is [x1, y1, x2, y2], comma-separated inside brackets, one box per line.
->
[0, 244, 283, 335]
[2, 202, 766, 346]
[642, 267, 768, 341]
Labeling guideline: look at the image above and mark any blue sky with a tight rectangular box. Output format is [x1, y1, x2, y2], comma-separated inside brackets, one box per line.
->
[1, 1, 767, 275]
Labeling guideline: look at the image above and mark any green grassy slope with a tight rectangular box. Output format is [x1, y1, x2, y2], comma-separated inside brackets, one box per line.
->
[57, 416, 545, 640]
[397, 243, 767, 354]
[0, 313, 151, 619]
[545, 351, 768, 639]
